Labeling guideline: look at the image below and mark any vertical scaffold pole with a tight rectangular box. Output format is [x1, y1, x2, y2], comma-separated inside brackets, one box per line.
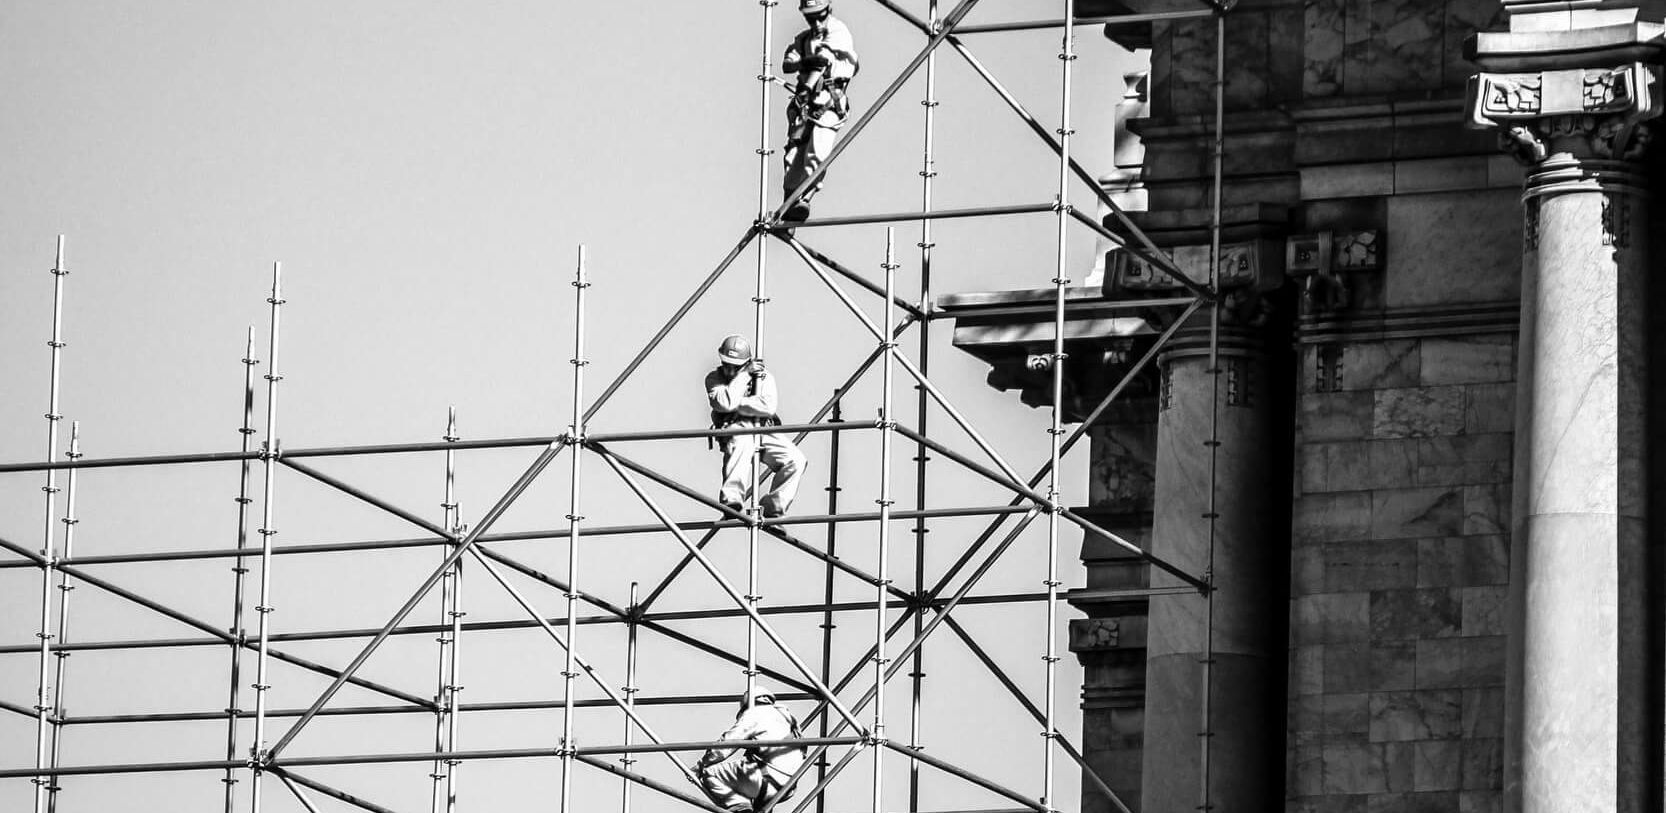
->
[619, 581, 640, 813]
[224, 327, 259, 813]
[816, 395, 844, 813]
[747, 0, 777, 702]
[33, 235, 68, 813]
[249, 262, 285, 813]
[872, 229, 899, 813]
[45, 422, 80, 813]
[909, 4, 941, 809]
[1043, 6, 1077, 813]
[558, 245, 590, 813]
[432, 408, 462, 813]
[1198, 13, 1227, 813]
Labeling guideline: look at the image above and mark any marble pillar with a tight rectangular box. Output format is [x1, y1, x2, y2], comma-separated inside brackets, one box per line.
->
[1468, 40, 1662, 813]
[1140, 327, 1284, 813]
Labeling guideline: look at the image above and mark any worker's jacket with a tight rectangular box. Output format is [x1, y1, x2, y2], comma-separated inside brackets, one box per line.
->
[784, 15, 859, 123]
[707, 365, 784, 437]
[699, 703, 807, 781]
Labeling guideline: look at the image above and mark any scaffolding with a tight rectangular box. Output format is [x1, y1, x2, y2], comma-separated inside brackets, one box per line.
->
[1, 2, 1235, 812]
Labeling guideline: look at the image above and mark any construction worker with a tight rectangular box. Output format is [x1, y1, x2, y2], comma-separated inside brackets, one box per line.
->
[706, 334, 806, 518]
[695, 687, 806, 813]
[781, 0, 859, 223]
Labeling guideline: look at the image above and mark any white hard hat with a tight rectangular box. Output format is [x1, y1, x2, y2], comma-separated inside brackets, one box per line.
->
[718, 334, 754, 365]
[800, 0, 831, 13]
[740, 686, 777, 710]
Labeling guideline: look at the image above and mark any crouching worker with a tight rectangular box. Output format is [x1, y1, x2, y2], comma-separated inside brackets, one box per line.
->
[706, 334, 807, 518]
[696, 688, 806, 813]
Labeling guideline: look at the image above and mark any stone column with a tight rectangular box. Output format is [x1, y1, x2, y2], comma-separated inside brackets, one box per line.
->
[1468, 31, 1662, 813]
[1140, 327, 1284, 813]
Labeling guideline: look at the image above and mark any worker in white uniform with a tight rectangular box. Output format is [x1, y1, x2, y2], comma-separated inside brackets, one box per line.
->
[781, 0, 859, 223]
[706, 334, 807, 518]
[695, 687, 807, 813]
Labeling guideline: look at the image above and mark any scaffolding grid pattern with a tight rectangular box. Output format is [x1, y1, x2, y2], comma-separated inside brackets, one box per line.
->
[1, 3, 1233, 812]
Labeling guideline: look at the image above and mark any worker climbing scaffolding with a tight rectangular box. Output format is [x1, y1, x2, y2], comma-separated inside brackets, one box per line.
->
[705, 334, 807, 518]
[695, 688, 807, 813]
[781, 0, 859, 223]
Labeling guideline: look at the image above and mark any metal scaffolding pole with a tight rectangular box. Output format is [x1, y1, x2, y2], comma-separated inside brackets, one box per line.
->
[44, 423, 80, 813]
[248, 262, 284, 813]
[748, 0, 778, 701]
[32, 235, 68, 813]
[909, 10, 940, 809]
[431, 408, 462, 813]
[620, 582, 640, 813]
[872, 230, 899, 813]
[1198, 12, 1228, 813]
[223, 328, 259, 813]
[559, 245, 590, 813]
[1041, 4, 1075, 811]
[817, 396, 844, 813]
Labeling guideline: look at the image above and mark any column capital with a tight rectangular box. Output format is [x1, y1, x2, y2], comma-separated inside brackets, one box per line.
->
[1466, 62, 1663, 163]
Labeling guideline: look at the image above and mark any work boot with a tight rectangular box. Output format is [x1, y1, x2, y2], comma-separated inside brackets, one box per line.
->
[760, 497, 786, 519]
[782, 202, 810, 223]
[720, 499, 745, 515]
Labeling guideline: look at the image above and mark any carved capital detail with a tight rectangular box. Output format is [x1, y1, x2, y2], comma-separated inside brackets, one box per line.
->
[1287, 230, 1383, 315]
[1466, 63, 1663, 163]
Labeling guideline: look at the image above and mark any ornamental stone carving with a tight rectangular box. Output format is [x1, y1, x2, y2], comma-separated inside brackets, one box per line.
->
[1466, 63, 1663, 163]
[1286, 230, 1383, 314]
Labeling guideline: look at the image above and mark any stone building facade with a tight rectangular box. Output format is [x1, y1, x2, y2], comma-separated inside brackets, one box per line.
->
[940, 0, 1663, 811]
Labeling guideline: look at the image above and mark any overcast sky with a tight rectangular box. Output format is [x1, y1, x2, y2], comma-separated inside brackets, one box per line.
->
[0, 3, 1144, 811]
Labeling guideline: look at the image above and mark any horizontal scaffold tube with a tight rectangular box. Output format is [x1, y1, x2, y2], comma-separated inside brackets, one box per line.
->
[951, 8, 1217, 34]
[59, 693, 820, 726]
[780, 202, 1053, 229]
[0, 504, 1031, 570]
[0, 591, 1051, 657]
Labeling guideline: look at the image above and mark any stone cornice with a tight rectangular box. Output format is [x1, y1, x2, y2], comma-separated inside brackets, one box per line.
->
[1295, 301, 1521, 344]
[1469, 21, 1665, 71]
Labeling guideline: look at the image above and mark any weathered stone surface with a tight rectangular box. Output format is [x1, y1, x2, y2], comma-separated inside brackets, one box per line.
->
[1457, 635, 1505, 686]
[1461, 484, 1510, 534]
[1461, 383, 1514, 434]
[1303, 391, 1376, 442]
[1366, 791, 1461, 813]
[1343, 340, 1421, 390]
[1295, 491, 1374, 543]
[1443, 0, 1503, 88]
[1383, 741, 1417, 792]
[1295, 592, 1373, 644]
[1324, 539, 1419, 591]
[1371, 488, 1465, 538]
[1420, 336, 1514, 386]
[1288, 795, 1371, 813]
[1304, 0, 1345, 97]
[1370, 690, 1462, 741]
[1384, 191, 1520, 308]
[1460, 688, 1504, 738]
[1370, 588, 1462, 640]
[1458, 790, 1502, 813]
[1459, 739, 1503, 790]
[1459, 586, 1507, 637]
[1414, 638, 1469, 689]
[1416, 536, 1509, 587]
[1374, 387, 1466, 438]
[1294, 544, 1326, 593]
[1302, 440, 1420, 493]
[1414, 435, 1512, 486]
[1324, 691, 1373, 739]
[1415, 740, 1464, 791]
[1323, 743, 1389, 794]
[1293, 645, 1326, 695]
[1294, 745, 1326, 797]
[1324, 641, 1419, 693]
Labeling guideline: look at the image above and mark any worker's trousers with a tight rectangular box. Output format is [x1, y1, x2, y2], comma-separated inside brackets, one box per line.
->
[720, 433, 806, 516]
[783, 109, 842, 206]
[699, 756, 794, 812]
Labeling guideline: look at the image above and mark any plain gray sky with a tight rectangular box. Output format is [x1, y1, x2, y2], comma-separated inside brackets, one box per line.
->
[0, 3, 1144, 811]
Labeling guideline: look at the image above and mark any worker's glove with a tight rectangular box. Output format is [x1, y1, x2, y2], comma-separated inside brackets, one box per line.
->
[747, 360, 767, 377]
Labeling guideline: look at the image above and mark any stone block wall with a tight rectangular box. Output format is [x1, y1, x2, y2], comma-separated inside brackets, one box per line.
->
[1287, 329, 1515, 813]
